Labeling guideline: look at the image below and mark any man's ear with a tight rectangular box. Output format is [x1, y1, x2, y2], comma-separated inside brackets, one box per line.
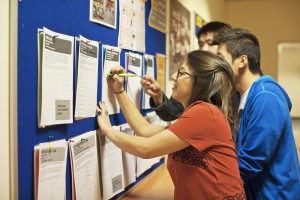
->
[238, 55, 248, 69]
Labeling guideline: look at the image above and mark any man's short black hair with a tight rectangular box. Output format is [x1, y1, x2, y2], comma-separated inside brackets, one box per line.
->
[213, 28, 263, 76]
[197, 21, 232, 40]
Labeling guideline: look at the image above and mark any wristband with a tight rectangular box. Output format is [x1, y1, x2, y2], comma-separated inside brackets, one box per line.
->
[114, 89, 125, 94]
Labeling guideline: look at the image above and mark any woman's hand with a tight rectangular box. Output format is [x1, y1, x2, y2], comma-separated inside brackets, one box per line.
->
[108, 66, 126, 93]
[96, 101, 112, 134]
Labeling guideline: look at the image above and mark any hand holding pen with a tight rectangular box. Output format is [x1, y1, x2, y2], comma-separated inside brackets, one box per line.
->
[107, 66, 127, 94]
[107, 72, 143, 78]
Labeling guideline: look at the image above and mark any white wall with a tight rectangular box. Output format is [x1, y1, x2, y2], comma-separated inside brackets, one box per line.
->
[292, 119, 300, 154]
[278, 43, 300, 118]
[0, 0, 11, 199]
[277, 43, 300, 150]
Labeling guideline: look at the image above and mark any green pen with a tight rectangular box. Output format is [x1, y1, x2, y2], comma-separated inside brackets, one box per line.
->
[107, 72, 142, 78]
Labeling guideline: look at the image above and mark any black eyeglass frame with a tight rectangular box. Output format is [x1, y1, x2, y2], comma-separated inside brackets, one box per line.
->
[176, 68, 192, 80]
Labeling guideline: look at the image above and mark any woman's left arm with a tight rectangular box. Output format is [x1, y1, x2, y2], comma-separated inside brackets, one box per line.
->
[96, 101, 189, 158]
[101, 127, 189, 159]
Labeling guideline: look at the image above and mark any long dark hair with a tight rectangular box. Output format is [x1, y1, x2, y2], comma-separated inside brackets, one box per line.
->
[187, 50, 239, 135]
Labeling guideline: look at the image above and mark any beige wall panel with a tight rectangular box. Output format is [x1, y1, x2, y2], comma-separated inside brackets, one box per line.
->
[0, 0, 10, 199]
[226, 0, 300, 79]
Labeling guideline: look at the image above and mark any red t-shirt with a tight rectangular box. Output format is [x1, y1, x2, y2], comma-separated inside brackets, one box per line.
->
[167, 101, 245, 200]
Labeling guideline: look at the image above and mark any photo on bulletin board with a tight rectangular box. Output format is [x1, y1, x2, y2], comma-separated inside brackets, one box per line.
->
[168, 0, 191, 80]
[148, 0, 166, 33]
[89, 0, 117, 29]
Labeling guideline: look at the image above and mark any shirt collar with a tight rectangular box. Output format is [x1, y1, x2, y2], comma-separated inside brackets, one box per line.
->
[239, 87, 251, 111]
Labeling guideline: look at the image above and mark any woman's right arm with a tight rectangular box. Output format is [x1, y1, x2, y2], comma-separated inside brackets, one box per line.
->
[109, 67, 165, 137]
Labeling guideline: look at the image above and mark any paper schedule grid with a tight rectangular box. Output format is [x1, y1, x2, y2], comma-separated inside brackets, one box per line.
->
[125, 52, 143, 110]
[75, 35, 99, 119]
[69, 131, 101, 200]
[136, 151, 161, 178]
[98, 129, 124, 200]
[119, 123, 136, 187]
[101, 45, 121, 114]
[136, 112, 164, 177]
[34, 139, 68, 200]
[39, 27, 74, 127]
[118, 0, 145, 52]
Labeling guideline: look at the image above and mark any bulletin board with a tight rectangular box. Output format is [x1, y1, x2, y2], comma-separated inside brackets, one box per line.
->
[18, 0, 166, 199]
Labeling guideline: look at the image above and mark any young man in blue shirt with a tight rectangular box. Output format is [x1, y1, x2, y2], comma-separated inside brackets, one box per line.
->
[214, 28, 300, 199]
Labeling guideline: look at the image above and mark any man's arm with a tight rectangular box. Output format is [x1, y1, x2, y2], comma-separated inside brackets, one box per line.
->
[238, 92, 287, 182]
[141, 75, 184, 121]
[150, 95, 184, 121]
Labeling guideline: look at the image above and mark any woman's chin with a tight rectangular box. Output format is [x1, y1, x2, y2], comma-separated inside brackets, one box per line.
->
[171, 94, 186, 107]
[171, 94, 179, 102]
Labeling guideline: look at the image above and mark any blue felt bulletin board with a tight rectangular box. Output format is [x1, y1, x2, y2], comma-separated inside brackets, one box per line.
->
[18, 0, 166, 199]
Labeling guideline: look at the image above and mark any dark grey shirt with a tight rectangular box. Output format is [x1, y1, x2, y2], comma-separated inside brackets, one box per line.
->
[149, 94, 184, 121]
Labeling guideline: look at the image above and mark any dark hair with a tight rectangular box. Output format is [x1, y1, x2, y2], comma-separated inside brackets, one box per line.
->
[187, 50, 239, 135]
[213, 28, 263, 76]
[197, 21, 232, 40]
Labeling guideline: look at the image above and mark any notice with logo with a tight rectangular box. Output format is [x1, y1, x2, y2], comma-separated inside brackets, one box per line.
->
[125, 52, 142, 110]
[119, 123, 136, 187]
[69, 131, 101, 200]
[98, 129, 124, 200]
[34, 139, 68, 200]
[38, 27, 74, 127]
[102, 45, 122, 114]
[75, 35, 99, 119]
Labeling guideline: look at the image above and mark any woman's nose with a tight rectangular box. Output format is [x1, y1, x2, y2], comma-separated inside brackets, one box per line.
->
[171, 71, 177, 80]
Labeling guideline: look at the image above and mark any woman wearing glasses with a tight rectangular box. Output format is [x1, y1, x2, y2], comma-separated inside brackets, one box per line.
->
[96, 50, 245, 199]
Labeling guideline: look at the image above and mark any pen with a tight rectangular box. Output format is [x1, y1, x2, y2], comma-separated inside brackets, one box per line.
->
[107, 72, 142, 78]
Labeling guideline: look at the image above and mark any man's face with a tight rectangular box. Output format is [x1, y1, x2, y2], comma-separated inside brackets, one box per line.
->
[217, 44, 239, 79]
[198, 32, 218, 54]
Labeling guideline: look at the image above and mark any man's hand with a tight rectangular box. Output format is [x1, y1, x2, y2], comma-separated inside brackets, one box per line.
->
[140, 75, 164, 106]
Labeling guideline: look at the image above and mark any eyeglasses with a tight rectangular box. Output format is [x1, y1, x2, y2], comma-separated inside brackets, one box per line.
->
[176, 68, 192, 80]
